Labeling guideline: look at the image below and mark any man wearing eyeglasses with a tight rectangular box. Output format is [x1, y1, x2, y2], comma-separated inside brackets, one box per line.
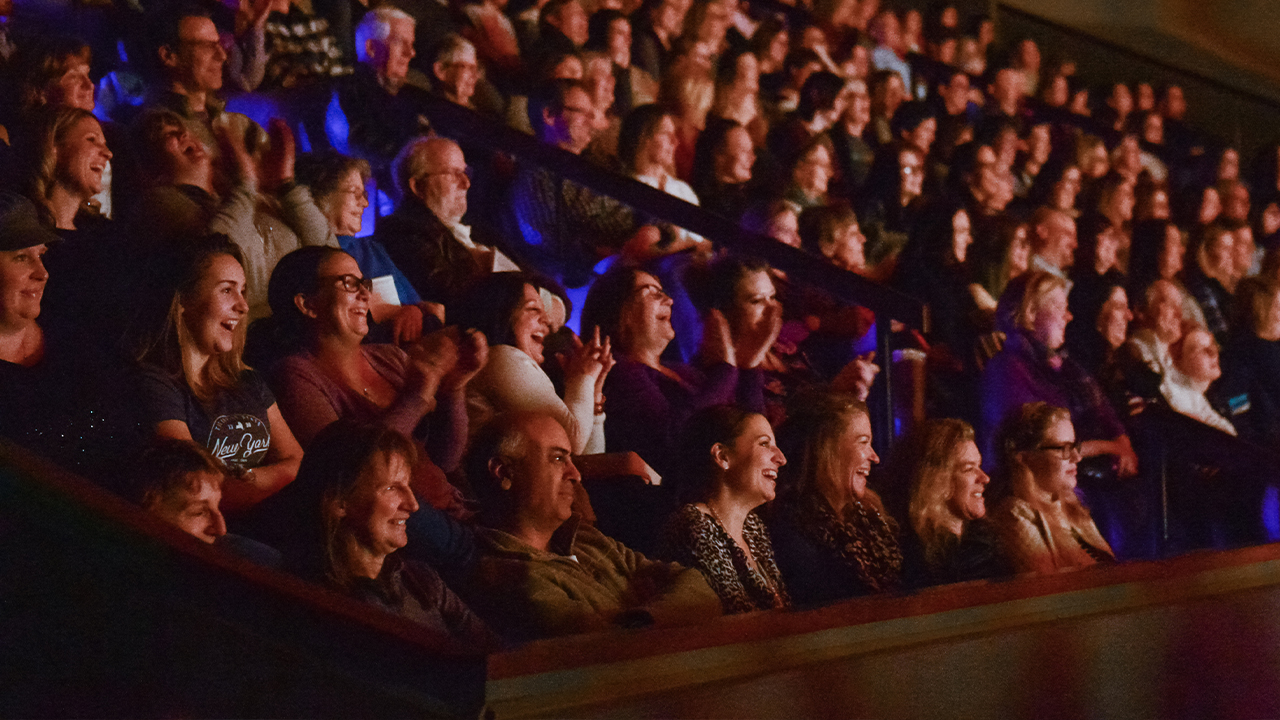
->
[137, 6, 265, 159]
[377, 137, 517, 311]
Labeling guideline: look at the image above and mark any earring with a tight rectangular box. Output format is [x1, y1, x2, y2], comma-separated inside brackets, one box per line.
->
[719, 461, 730, 471]
[500, 478, 512, 490]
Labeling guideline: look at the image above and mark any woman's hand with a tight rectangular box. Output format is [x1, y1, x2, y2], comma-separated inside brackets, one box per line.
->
[258, 118, 296, 193]
[831, 351, 879, 401]
[736, 301, 782, 369]
[700, 309, 737, 367]
[405, 328, 459, 405]
[559, 326, 608, 384]
[594, 333, 615, 408]
[387, 304, 424, 345]
[440, 329, 489, 391]
[214, 122, 257, 187]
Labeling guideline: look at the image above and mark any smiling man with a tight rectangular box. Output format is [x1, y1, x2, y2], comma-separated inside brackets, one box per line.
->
[376, 137, 516, 311]
[460, 411, 721, 640]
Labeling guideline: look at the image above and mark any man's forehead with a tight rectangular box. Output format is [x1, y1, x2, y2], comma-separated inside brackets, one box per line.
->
[519, 415, 572, 452]
[178, 16, 217, 39]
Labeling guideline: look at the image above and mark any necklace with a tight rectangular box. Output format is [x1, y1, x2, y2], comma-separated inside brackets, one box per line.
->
[703, 502, 756, 569]
[703, 503, 784, 608]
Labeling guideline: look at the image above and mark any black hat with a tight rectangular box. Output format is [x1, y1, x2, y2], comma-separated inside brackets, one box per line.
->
[0, 192, 60, 251]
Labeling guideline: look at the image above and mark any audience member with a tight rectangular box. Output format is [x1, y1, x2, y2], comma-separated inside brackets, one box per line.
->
[461, 411, 722, 639]
[987, 401, 1115, 574]
[895, 419, 1010, 586]
[770, 391, 902, 607]
[137, 236, 303, 513]
[657, 404, 790, 613]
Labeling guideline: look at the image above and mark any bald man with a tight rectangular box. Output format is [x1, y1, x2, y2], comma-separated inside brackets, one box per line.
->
[459, 412, 721, 640]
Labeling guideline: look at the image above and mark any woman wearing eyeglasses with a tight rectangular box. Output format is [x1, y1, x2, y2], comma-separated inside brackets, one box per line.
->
[138, 236, 304, 513]
[263, 246, 486, 516]
[987, 401, 1114, 574]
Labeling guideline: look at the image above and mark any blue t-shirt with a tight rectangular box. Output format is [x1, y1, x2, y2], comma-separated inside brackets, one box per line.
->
[139, 366, 275, 469]
[339, 235, 422, 306]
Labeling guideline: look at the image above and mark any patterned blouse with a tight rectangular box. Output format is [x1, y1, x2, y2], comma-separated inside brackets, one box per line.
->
[658, 505, 790, 614]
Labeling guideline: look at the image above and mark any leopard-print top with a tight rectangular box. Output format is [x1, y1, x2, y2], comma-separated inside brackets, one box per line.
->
[658, 505, 791, 614]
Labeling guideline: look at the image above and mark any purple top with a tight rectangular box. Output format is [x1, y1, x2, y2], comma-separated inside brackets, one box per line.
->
[602, 358, 764, 474]
[978, 331, 1126, 468]
[269, 344, 468, 472]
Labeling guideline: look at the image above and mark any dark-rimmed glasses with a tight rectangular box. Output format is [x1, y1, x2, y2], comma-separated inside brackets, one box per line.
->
[320, 274, 373, 294]
[1037, 441, 1083, 460]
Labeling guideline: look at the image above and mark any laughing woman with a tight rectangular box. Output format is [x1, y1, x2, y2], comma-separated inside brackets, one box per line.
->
[769, 391, 903, 607]
[657, 405, 789, 614]
[138, 236, 304, 513]
[896, 419, 1011, 587]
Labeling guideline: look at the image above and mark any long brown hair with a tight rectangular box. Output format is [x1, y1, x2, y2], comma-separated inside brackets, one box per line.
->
[138, 235, 249, 402]
[991, 402, 1092, 522]
[777, 390, 887, 514]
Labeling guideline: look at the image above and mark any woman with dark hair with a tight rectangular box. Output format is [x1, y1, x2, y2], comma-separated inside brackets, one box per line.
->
[987, 402, 1114, 574]
[283, 420, 494, 647]
[263, 246, 481, 515]
[857, 141, 926, 270]
[895, 418, 1010, 586]
[657, 404, 789, 614]
[1184, 222, 1238, 345]
[769, 391, 902, 606]
[690, 118, 756, 223]
[685, 255, 876, 425]
[781, 135, 837, 213]
[138, 236, 304, 512]
[454, 271, 612, 455]
[1126, 219, 1204, 326]
[968, 216, 1030, 316]
[709, 47, 765, 144]
[896, 201, 984, 421]
[1026, 157, 1083, 215]
[766, 70, 845, 172]
[296, 149, 430, 345]
[581, 264, 767, 475]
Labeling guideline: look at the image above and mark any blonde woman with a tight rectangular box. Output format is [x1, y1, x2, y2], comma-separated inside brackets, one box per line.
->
[987, 402, 1114, 574]
[897, 419, 1010, 586]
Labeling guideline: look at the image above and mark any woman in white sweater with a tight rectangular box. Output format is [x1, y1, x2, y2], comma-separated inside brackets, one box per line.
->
[456, 272, 613, 454]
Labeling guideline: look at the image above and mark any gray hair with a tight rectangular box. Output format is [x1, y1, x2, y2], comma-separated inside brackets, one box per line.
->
[355, 7, 415, 63]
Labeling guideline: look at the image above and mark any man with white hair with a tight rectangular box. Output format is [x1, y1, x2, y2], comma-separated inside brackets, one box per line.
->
[337, 7, 435, 174]
[377, 137, 516, 310]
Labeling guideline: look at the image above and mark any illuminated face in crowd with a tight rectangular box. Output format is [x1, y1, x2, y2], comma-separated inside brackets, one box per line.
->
[825, 411, 879, 502]
[46, 57, 95, 111]
[718, 414, 786, 506]
[0, 244, 48, 328]
[1030, 285, 1072, 351]
[501, 415, 582, 531]
[511, 284, 550, 364]
[56, 115, 112, 200]
[165, 16, 228, 94]
[1023, 415, 1079, 498]
[1097, 286, 1132, 351]
[308, 253, 372, 342]
[620, 271, 675, 349]
[334, 451, 419, 561]
[145, 471, 227, 544]
[415, 139, 471, 224]
[323, 168, 369, 237]
[947, 440, 988, 521]
[715, 125, 755, 185]
[182, 253, 248, 358]
[728, 269, 778, 341]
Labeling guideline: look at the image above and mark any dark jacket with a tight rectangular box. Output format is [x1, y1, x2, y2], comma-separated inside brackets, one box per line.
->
[375, 200, 489, 308]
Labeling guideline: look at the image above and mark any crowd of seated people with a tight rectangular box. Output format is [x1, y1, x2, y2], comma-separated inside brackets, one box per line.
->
[6, 0, 1280, 652]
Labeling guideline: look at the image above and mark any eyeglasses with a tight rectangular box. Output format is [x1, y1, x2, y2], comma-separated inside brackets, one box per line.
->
[633, 283, 670, 301]
[1037, 441, 1083, 460]
[421, 166, 472, 182]
[321, 274, 373, 294]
